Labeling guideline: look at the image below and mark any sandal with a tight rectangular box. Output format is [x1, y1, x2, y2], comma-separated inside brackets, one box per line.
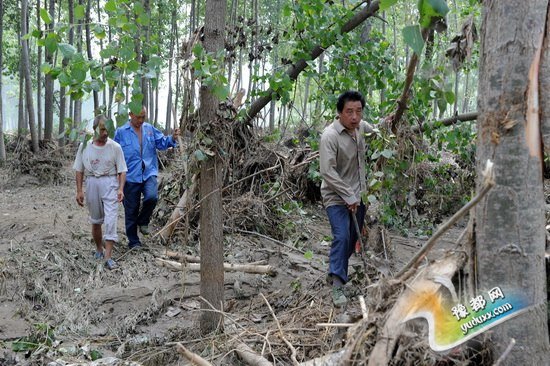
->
[93, 251, 104, 260]
[105, 258, 119, 270]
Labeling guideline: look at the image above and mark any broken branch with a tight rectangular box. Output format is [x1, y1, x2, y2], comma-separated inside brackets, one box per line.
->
[155, 258, 277, 276]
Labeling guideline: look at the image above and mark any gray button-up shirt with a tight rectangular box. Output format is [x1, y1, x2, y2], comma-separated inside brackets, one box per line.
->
[319, 119, 372, 207]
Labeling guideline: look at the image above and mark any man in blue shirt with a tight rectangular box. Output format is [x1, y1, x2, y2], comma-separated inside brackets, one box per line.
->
[114, 106, 180, 249]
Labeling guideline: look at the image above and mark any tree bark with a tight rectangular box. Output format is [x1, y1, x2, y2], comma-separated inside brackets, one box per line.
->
[476, 1, 550, 363]
[0, 0, 5, 161]
[199, 0, 227, 335]
[21, 0, 39, 152]
[44, 0, 55, 141]
[86, 0, 98, 112]
[36, 0, 42, 141]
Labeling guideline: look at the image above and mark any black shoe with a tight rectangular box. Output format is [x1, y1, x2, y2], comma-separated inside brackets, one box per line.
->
[128, 243, 142, 250]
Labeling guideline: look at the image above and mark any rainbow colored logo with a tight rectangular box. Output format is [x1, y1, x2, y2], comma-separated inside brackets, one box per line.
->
[400, 285, 530, 352]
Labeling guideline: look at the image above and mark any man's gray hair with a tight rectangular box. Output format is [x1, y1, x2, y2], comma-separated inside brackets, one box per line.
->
[93, 115, 106, 129]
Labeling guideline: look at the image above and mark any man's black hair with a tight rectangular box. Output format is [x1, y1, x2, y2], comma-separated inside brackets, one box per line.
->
[336, 91, 365, 113]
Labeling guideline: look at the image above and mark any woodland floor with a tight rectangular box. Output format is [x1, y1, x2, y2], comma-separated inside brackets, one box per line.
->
[0, 158, 468, 366]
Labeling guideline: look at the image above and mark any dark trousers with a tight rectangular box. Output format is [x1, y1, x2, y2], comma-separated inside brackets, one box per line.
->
[326, 202, 366, 283]
[123, 176, 158, 247]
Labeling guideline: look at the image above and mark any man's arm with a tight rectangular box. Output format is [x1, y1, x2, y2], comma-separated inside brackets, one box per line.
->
[153, 125, 179, 150]
[75, 171, 85, 207]
[117, 172, 126, 202]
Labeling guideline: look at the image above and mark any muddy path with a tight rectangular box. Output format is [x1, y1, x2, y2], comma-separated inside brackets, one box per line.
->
[0, 161, 467, 365]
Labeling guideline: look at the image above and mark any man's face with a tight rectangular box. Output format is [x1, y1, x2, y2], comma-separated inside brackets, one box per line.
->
[95, 121, 109, 143]
[130, 109, 147, 129]
[338, 100, 363, 131]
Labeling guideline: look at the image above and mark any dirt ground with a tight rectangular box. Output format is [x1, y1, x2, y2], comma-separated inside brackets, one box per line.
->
[0, 158, 466, 366]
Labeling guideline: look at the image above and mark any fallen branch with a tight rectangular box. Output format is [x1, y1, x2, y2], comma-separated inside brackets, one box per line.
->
[411, 112, 478, 133]
[162, 249, 201, 263]
[235, 342, 273, 366]
[260, 292, 299, 366]
[155, 258, 277, 276]
[395, 160, 495, 279]
[158, 174, 197, 241]
[176, 343, 213, 366]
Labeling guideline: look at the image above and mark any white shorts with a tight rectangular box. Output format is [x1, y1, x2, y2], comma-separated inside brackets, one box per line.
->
[85, 175, 119, 242]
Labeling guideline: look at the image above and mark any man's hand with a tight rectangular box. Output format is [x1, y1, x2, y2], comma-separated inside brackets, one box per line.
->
[172, 128, 181, 140]
[76, 191, 84, 207]
[347, 202, 359, 213]
[117, 189, 124, 203]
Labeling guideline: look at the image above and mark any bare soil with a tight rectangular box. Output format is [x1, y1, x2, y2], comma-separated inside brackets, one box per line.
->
[0, 160, 464, 365]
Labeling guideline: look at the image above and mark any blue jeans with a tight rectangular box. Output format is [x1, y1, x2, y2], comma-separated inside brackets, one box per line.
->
[123, 176, 158, 247]
[326, 203, 366, 284]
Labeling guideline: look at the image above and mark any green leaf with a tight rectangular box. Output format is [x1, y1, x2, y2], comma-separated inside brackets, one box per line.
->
[104, 0, 117, 12]
[90, 350, 103, 361]
[105, 119, 115, 136]
[115, 92, 125, 102]
[58, 72, 71, 86]
[444, 91, 455, 104]
[41, 62, 52, 74]
[31, 29, 42, 38]
[379, 0, 399, 11]
[74, 4, 85, 20]
[402, 25, 424, 56]
[99, 47, 115, 59]
[213, 85, 229, 100]
[58, 43, 77, 60]
[93, 25, 106, 40]
[126, 60, 140, 72]
[129, 98, 143, 115]
[427, 0, 450, 17]
[12, 340, 38, 352]
[194, 150, 207, 161]
[304, 250, 313, 260]
[45, 35, 58, 54]
[39, 8, 52, 25]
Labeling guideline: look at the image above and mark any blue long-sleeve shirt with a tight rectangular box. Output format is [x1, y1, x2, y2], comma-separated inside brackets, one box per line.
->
[114, 122, 177, 183]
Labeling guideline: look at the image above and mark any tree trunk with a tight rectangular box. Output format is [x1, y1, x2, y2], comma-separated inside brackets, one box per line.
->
[21, 0, 39, 152]
[199, 0, 226, 335]
[0, 0, 5, 161]
[476, 1, 550, 363]
[18, 57, 25, 136]
[36, 0, 42, 141]
[86, 0, 98, 112]
[44, 0, 55, 141]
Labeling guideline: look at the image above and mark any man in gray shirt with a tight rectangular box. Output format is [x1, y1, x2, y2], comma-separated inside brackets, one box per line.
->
[73, 115, 127, 270]
[319, 91, 372, 307]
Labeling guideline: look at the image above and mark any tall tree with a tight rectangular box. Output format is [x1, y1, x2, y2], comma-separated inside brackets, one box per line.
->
[199, 0, 226, 334]
[476, 0, 550, 363]
[36, 0, 43, 141]
[0, 0, 5, 162]
[21, 0, 39, 152]
[43, 0, 55, 141]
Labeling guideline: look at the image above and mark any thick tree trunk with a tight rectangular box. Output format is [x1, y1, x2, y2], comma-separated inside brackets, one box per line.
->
[476, 1, 550, 363]
[199, 0, 226, 335]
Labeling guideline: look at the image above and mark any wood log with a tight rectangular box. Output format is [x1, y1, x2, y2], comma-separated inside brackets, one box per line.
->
[155, 258, 277, 276]
[176, 343, 213, 366]
[158, 174, 197, 242]
[163, 249, 201, 263]
[235, 342, 273, 366]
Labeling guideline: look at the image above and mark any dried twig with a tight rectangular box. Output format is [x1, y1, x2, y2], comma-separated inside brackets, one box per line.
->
[176, 343, 213, 366]
[236, 229, 306, 254]
[493, 338, 516, 366]
[260, 292, 299, 366]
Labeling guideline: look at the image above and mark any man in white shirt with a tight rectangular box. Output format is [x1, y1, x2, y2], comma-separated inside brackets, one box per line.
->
[73, 115, 127, 270]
